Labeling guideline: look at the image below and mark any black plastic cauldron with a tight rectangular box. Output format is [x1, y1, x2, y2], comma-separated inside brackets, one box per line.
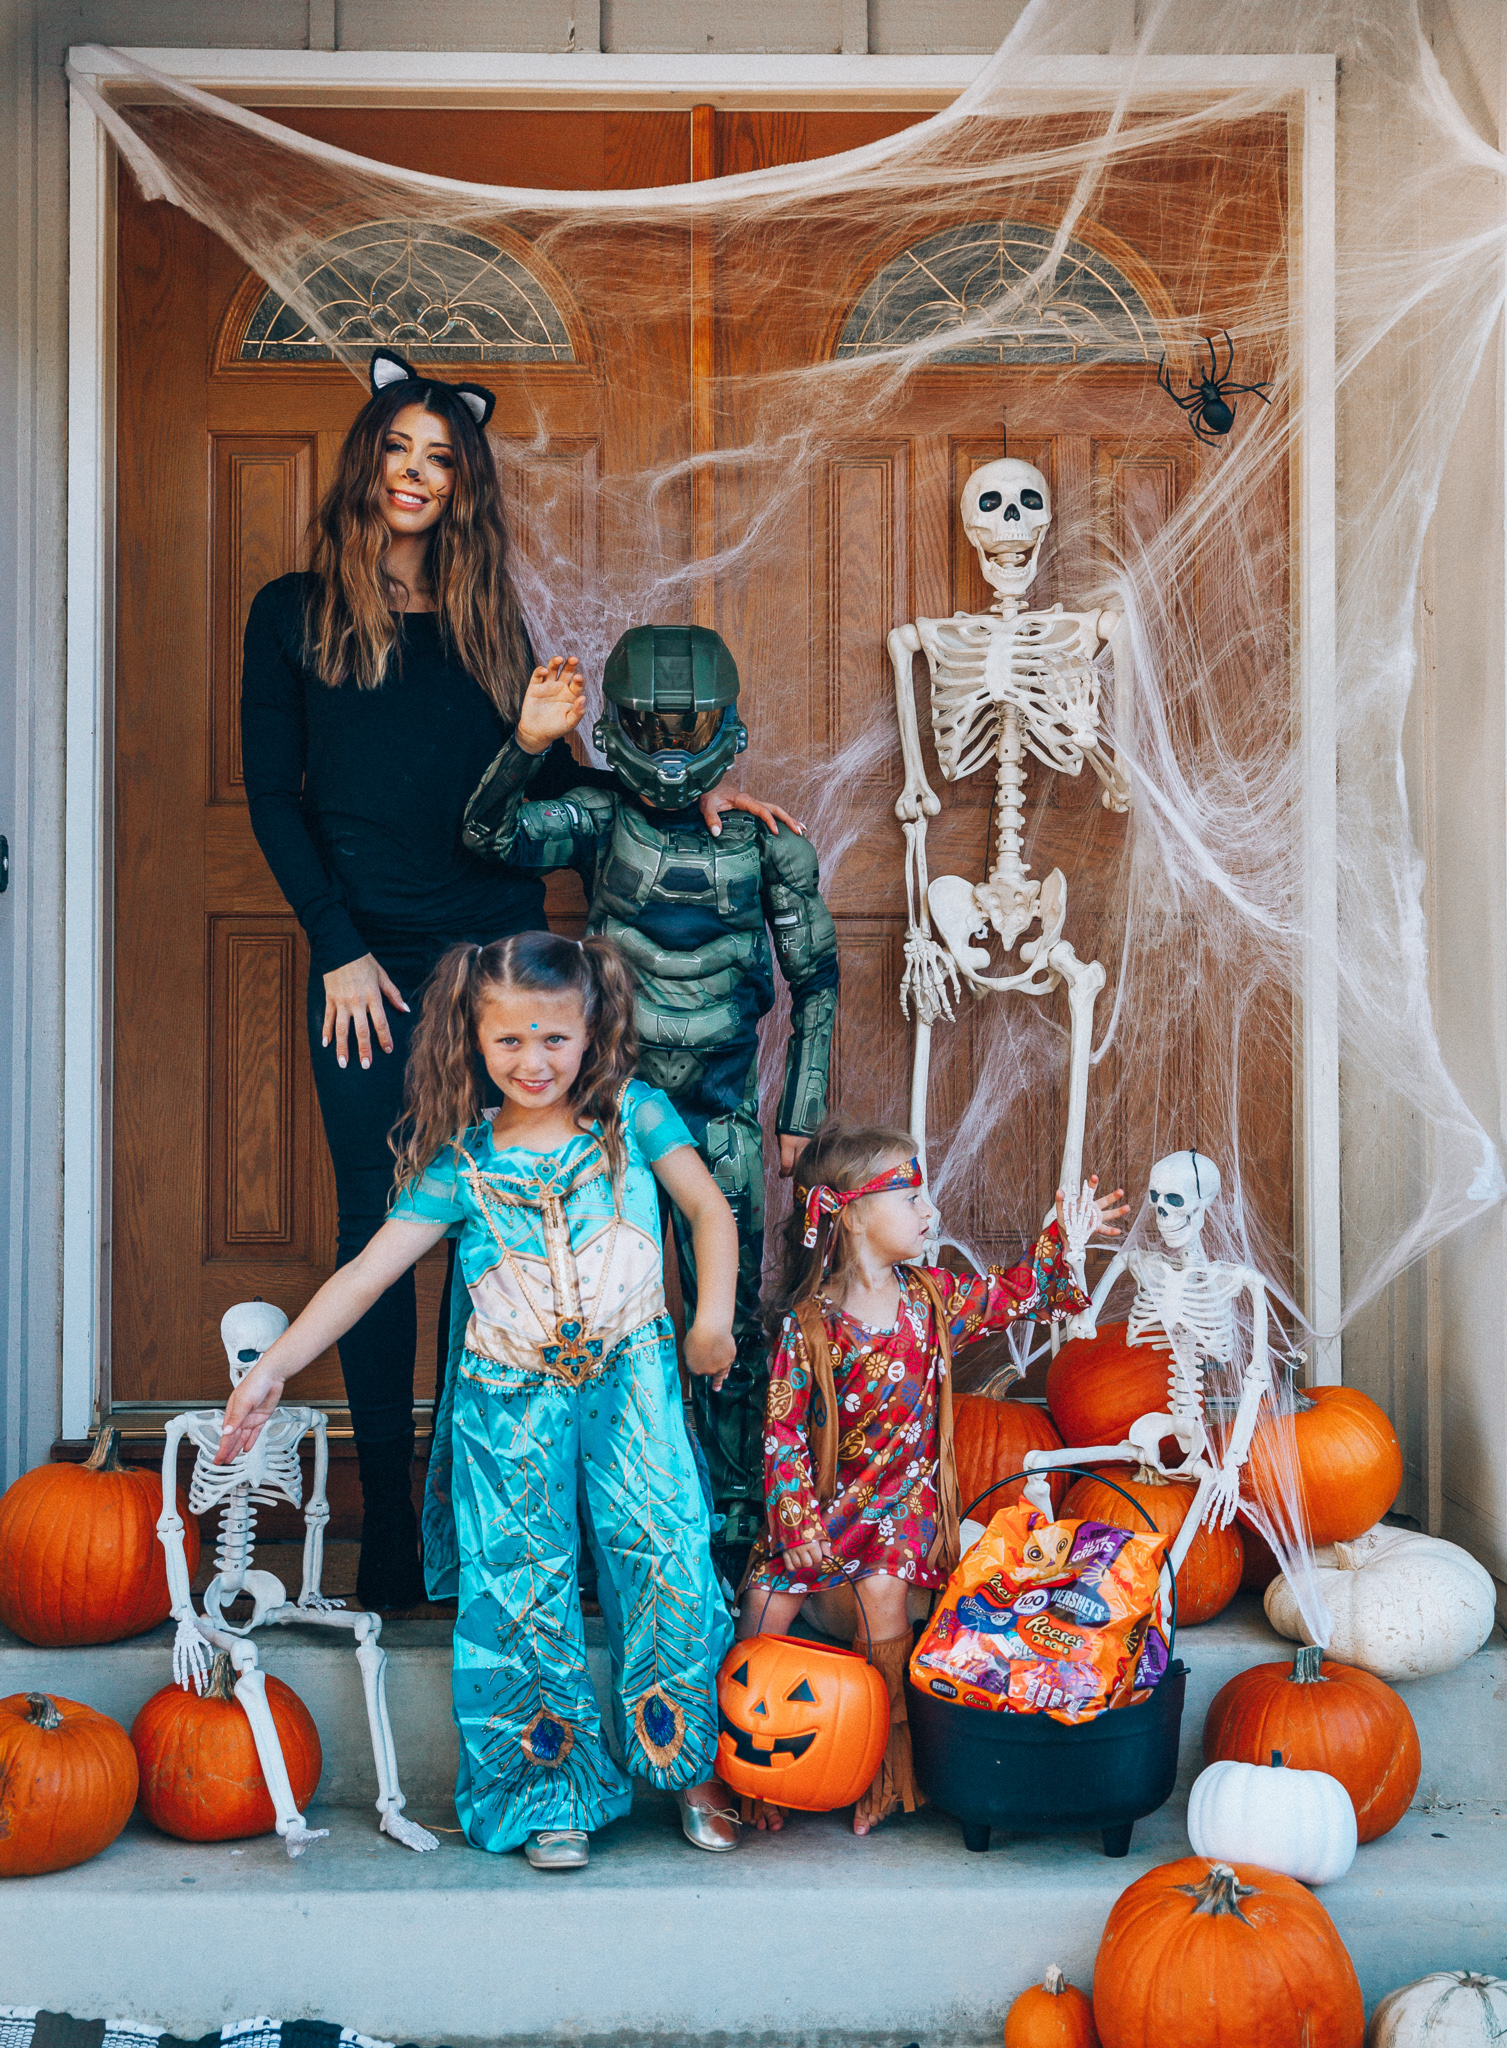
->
[907, 1467, 1187, 1858]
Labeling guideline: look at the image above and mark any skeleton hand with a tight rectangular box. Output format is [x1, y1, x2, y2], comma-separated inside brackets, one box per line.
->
[900, 931, 961, 1026]
[173, 1614, 212, 1694]
[297, 1593, 346, 1614]
[1055, 1174, 1129, 1259]
[1205, 1460, 1243, 1528]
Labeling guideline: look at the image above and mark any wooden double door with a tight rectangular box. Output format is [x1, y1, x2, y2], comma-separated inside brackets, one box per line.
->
[111, 105, 1291, 1413]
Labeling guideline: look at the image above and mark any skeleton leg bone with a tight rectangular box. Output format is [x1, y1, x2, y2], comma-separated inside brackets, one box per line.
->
[212, 1632, 328, 1857]
[1039, 939, 1106, 1199]
[268, 1603, 437, 1851]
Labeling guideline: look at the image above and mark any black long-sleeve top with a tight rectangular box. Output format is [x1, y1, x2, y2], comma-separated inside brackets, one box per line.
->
[240, 573, 610, 977]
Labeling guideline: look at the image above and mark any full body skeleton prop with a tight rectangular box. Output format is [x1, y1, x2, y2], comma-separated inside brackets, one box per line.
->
[155, 1301, 437, 1857]
[1021, 1150, 1275, 1576]
[889, 458, 1129, 1200]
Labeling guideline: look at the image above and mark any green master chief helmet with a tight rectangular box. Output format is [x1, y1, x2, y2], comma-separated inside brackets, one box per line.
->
[594, 623, 747, 808]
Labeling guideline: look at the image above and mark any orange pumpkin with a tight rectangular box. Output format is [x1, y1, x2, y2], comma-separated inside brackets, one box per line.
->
[1045, 1325, 1171, 1451]
[0, 1691, 139, 1876]
[1005, 1964, 1100, 2047]
[1235, 1515, 1281, 1592]
[716, 1634, 888, 1813]
[1244, 1386, 1402, 1547]
[131, 1653, 322, 1842]
[1092, 1858, 1364, 2048]
[1202, 1642, 1419, 1843]
[0, 1427, 201, 1647]
[954, 1394, 1067, 1517]
[1061, 1465, 1242, 1626]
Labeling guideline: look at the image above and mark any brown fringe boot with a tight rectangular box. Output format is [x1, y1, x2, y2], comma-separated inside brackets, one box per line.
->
[854, 1632, 923, 1831]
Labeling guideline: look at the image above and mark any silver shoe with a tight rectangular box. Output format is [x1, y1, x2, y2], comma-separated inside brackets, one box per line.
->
[524, 1828, 589, 1870]
[676, 1788, 742, 1852]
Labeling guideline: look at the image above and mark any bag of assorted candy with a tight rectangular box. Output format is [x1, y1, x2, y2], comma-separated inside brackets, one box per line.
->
[909, 1502, 1171, 1725]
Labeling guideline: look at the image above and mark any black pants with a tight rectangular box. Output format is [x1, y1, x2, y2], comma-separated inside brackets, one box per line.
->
[305, 944, 457, 1446]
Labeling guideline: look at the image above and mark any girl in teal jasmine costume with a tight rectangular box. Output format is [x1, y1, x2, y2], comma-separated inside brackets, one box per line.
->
[218, 929, 740, 1869]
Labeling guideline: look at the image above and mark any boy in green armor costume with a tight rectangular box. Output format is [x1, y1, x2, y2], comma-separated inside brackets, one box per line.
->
[462, 627, 838, 1589]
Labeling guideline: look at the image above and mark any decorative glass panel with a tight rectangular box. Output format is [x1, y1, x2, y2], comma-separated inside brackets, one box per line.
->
[836, 220, 1159, 364]
[239, 221, 575, 364]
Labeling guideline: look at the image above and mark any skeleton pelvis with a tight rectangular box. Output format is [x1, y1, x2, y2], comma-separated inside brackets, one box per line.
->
[928, 869, 1067, 989]
[1126, 1410, 1210, 1477]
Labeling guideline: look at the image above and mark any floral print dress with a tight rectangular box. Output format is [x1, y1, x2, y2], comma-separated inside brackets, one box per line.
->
[748, 1226, 1085, 1597]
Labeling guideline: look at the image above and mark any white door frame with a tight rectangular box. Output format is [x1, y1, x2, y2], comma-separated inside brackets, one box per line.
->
[62, 45, 1338, 1432]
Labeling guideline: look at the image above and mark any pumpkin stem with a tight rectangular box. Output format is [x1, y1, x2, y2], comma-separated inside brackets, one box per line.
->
[1291, 1644, 1323, 1684]
[1042, 1965, 1067, 1995]
[1180, 1864, 1258, 1922]
[84, 1424, 129, 1473]
[24, 1693, 63, 1730]
[1131, 1461, 1170, 1487]
[205, 1652, 241, 1704]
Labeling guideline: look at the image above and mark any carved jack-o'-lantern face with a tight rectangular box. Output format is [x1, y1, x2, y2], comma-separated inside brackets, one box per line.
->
[715, 1633, 889, 1813]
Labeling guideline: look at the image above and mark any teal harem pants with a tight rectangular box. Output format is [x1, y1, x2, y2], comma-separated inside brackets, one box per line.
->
[426, 1312, 732, 1853]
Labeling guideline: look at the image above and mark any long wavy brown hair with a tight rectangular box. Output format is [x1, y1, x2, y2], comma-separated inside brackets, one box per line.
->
[763, 1115, 918, 1339]
[305, 377, 530, 713]
[390, 930, 640, 1197]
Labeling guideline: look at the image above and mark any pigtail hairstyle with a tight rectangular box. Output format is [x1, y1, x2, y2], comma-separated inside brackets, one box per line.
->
[762, 1114, 919, 1341]
[389, 942, 491, 1196]
[389, 930, 640, 1198]
[305, 376, 530, 714]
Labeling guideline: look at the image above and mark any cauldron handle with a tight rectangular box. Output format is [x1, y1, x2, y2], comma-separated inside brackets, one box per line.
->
[960, 1466, 1180, 1657]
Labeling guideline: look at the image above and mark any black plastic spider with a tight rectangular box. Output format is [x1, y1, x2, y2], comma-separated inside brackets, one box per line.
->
[1157, 331, 1272, 446]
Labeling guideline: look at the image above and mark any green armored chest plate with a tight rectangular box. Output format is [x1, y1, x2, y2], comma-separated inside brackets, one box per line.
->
[592, 804, 763, 930]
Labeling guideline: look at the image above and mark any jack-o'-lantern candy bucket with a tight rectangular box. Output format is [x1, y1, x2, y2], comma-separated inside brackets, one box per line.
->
[716, 1634, 889, 1812]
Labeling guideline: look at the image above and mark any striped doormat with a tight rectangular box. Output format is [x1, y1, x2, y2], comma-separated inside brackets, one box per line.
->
[0, 2017, 441, 2048]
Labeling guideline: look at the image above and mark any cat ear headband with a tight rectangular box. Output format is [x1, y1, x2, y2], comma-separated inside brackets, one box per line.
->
[799, 1156, 923, 1250]
[369, 348, 496, 430]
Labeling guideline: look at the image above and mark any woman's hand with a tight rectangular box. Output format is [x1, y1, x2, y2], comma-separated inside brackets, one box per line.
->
[515, 655, 586, 755]
[701, 789, 805, 838]
[685, 1320, 735, 1391]
[216, 1358, 288, 1464]
[322, 953, 409, 1071]
[783, 1539, 832, 1572]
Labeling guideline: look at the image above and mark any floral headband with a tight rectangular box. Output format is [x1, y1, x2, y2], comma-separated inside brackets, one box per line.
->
[799, 1156, 923, 1249]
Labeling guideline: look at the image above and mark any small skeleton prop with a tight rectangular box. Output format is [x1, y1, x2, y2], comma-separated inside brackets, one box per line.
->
[889, 457, 1130, 1198]
[1021, 1150, 1275, 1577]
[155, 1301, 437, 1857]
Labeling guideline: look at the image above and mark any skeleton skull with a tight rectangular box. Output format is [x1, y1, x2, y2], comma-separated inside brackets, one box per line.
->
[961, 458, 1052, 604]
[221, 1299, 290, 1386]
[1147, 1149, 1222, 1253]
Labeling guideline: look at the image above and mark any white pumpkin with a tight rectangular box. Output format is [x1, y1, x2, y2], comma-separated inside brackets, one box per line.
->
[1186, 1752, 1357, 1885]
[1265, 1523, 1497, 1681]
[1367, 1971, 1507, 2046]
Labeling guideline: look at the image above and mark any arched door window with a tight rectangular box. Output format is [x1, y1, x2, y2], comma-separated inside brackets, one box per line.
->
[835, 219, 1161, 364]
[238, 220, 576, 363]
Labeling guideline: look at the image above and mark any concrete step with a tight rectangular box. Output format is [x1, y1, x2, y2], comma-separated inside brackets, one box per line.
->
[3, 1790, 1505, 2044]
[4, 1591, 1505, 2042]
[5, 1590, 1505, 1815]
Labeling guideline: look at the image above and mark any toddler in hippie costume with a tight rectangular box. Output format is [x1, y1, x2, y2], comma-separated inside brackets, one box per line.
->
[739, 1116, 1126, 1834]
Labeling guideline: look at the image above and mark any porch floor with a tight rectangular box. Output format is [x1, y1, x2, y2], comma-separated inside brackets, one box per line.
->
[3, 1593, 1504, 2044]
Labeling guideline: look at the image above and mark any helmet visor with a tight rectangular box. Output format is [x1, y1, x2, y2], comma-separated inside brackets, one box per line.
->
[618, 705, 724, 756]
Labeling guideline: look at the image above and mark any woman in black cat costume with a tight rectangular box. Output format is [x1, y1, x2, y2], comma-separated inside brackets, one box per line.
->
[241, 351, 792, 1606]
